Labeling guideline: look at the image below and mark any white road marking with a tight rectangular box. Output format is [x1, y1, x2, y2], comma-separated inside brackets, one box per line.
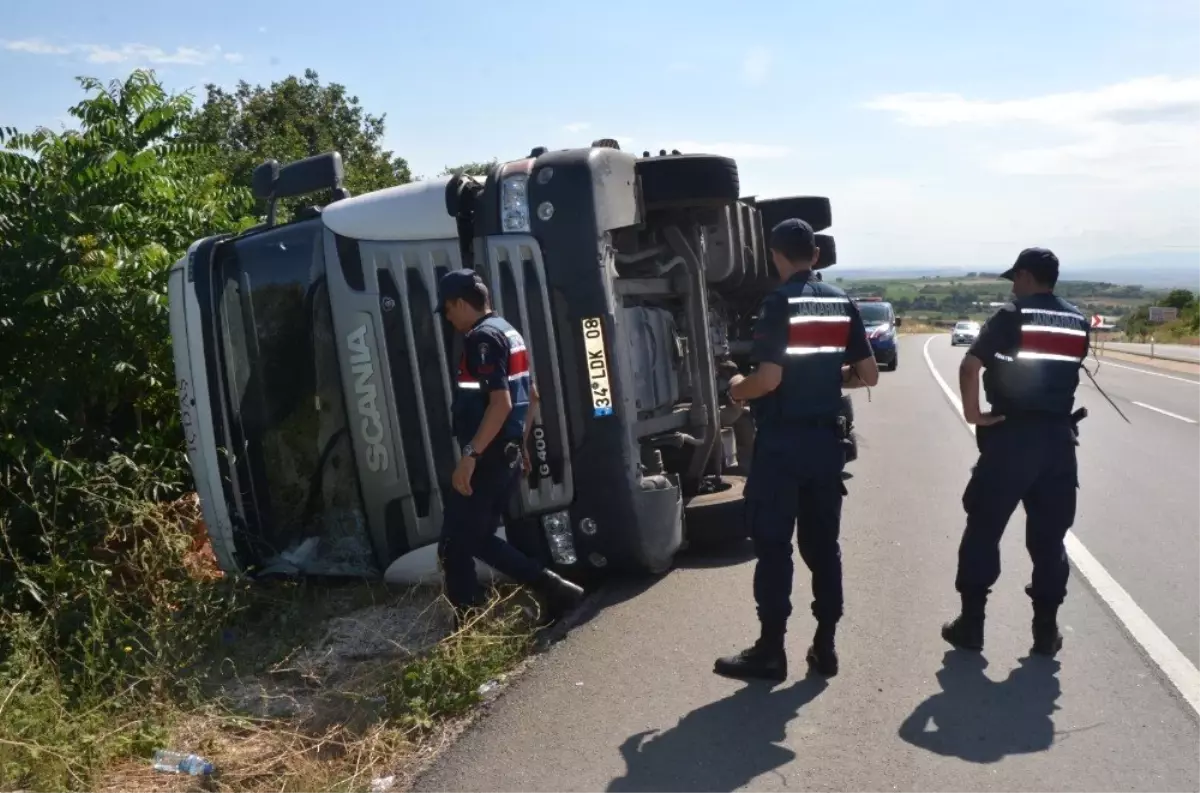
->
[1094, 358, 1200, 386]
[921, 335, 1200, 717]
[1132, 401, 1198, 424]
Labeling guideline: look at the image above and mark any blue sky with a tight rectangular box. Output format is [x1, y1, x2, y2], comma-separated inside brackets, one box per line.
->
[3, 0, 1199, 270]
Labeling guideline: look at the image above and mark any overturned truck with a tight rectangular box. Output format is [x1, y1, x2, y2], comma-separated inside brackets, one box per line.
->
[168, 143, 852, 582]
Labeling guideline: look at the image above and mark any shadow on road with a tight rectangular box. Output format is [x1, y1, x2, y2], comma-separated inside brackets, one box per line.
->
[898, 649, 1062, 763]
[606, 674, 829, 792]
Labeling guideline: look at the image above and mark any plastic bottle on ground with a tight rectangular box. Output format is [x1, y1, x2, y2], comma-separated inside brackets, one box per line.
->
[151, 749, 214, 776]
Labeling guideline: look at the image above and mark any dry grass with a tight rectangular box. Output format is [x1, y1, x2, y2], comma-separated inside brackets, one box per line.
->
[0, 477, 542, 793]
[898, 321, 945, 335]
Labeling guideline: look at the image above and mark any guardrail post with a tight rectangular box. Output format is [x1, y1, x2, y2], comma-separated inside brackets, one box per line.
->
[1151, 336, 1156, 359]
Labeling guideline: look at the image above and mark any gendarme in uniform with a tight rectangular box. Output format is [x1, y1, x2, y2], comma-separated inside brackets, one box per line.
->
[715, 219, 875, 682]
[436, 270, 583, 619]
[942, 247, 1089, 657]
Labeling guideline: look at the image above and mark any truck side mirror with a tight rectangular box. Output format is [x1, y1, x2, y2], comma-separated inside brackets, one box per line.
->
[252, 160, 280, 200]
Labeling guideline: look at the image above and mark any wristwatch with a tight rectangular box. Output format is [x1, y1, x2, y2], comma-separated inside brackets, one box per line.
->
[462, 442, 480, 459]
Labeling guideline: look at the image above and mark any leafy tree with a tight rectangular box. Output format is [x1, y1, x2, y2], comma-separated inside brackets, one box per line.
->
[1161, 289, 1197, 312]
[0, 70, 254, 460]
[182, 69, 411, 198]
[440, 160, 497, 177]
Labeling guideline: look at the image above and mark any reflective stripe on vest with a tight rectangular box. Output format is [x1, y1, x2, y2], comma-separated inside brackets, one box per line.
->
[786, 296, 852, 356]
[1017, 308, 1087, 363]
[456, 328, 532, 390]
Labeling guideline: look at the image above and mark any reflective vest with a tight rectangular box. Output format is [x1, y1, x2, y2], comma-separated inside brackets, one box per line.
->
[983, 294, 1088, 416]
[755, 273, 854, 425]
[452, 315, 531, 443]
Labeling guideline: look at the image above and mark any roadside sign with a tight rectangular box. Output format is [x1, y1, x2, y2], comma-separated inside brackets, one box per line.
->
[1091, 314, 1102, 328]
[1149, 306, 1179, 323]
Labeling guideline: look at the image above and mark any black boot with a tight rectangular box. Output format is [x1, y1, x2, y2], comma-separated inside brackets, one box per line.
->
[805, 621, 839, 677]
[1031, 602, 1063, 657]
[942, 595, 986, 651]
[714, 627, 787, 682]
[538, 569, 585, 616]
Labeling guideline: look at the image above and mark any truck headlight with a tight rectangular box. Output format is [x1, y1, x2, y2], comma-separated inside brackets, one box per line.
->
[501, 174, 531, 233]
[541, 510, 577, 565]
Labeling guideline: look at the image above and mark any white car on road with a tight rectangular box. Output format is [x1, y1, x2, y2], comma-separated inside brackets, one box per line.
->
[951, 321, 981, 346]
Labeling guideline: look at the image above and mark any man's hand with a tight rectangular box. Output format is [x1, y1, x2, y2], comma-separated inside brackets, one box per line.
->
[452, 455, 477, 496]
[965, 410, 1005, 427]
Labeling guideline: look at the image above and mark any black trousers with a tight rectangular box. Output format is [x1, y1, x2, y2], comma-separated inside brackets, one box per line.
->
[438, 442, 544, 609]
[956, 420, 1079, 607]
[746, 427, 846, 637]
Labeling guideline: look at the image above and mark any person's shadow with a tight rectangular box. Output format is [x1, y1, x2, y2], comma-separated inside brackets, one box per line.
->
[607, 674, 829, 792]
[898, 650, 1062, 763]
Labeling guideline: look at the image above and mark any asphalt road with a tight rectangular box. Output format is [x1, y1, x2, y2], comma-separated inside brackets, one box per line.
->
[415, 334, 1199, 793]
[1102, 342, 1200, 363]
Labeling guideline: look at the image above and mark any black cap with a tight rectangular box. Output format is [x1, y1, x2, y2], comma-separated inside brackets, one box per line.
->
[435, 269, 487, 313]
[768, 218, 816, 262]
[1001, 247, 1059, 282]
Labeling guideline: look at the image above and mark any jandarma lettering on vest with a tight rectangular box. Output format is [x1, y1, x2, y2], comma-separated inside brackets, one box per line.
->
[1019, 308, 1087, 362]
[786, 297, 852, 356]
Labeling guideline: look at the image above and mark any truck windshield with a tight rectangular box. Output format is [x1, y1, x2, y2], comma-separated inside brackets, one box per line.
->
[213, 219, 376, 576]
[857, 303, 892, 325]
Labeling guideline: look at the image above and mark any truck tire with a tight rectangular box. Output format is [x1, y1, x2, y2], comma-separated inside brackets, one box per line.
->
[756, 196, 833, 233]
[684, 475, 747, 549]
[638, 154, 740, 209]
[815, 233, 836, 268]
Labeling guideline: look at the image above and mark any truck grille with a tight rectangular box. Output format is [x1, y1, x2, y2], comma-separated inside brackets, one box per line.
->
[481, 237, 574, 513]
[371, 235, 573, 553]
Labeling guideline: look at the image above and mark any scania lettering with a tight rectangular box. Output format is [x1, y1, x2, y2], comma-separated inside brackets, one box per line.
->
[168, 145, 853, 582]
[347, 325, 389, 473]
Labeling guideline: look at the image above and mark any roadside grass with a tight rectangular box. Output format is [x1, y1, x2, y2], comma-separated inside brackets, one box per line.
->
[897, 321, 944, 335]
[0, 455, 538, 793]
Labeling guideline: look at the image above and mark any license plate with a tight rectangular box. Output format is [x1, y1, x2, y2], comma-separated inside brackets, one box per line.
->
[581, 317, 613, 417]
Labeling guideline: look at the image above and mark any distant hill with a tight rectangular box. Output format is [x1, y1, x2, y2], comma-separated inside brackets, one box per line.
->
[837, 250, 1199, 290]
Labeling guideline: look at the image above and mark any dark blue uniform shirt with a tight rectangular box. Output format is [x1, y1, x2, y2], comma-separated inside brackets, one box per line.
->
[750, 271, 872, 428]
[452, 314, 532, 444]
[970, 293, 1089, 417]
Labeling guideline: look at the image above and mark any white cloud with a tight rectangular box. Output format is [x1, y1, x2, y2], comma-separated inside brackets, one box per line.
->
[4, 39, 242, 67]
[741, 47, 771, 86]
[665, 141, 791, 159]
[3, 39, 69, 55]
[865, 76, 1200, 187]
[563, 121, 591, 134]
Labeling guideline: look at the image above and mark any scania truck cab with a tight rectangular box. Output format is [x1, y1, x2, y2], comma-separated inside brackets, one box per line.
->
[169, 144, 845, 581]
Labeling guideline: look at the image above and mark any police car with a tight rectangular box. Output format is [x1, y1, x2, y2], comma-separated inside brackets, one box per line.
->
[853, 297, 900, 371]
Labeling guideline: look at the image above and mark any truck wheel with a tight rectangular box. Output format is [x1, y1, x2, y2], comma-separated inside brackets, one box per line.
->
[638, 154, 740, 209]
[815, 233, 836, 268]
[684, 475, 747, 550]
[756, 196, 832, 233]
